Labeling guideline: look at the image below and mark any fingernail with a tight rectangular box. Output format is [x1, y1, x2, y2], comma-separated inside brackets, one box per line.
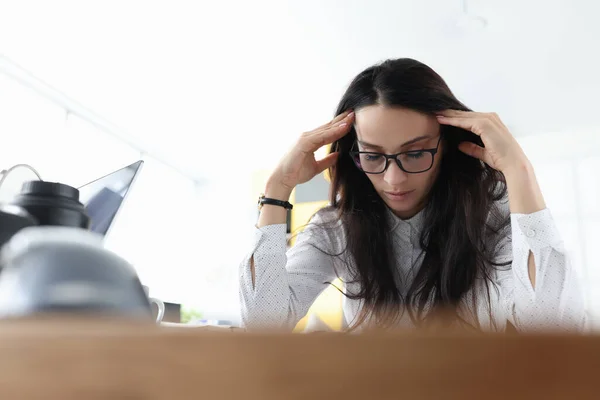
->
[338, 122, 347, 128]
[347, 111, 354, 117]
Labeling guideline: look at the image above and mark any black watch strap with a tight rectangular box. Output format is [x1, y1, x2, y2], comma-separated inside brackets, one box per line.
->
[258, 194, 293, 210]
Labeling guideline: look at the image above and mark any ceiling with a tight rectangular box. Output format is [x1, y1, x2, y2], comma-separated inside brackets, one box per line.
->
[0, 0, 598, 180]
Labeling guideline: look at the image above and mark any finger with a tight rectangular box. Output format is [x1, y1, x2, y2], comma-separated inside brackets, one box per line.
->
[300, 120, 352, 153]
[436, 115, 485, 136]
[458, 142, 490, 164]
[315, 152, 339, 173]
[437, 109, 471, 117]
[438, 109, 503, 125]
[307, 112, 354, 141]
[313, 110, 354, 132]
[437, 109, 489, 119]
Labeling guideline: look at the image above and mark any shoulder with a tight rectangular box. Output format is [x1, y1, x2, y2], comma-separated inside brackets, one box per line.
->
[309, 205, 342, 226]
[295, 205, 346, 253]
[305, 205, 345, 238]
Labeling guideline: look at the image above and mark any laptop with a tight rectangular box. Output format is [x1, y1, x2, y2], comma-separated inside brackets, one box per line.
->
[77, 160, 144, 237]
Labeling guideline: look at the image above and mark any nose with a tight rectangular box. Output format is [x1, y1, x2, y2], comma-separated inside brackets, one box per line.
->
[383, 159, 409, 186]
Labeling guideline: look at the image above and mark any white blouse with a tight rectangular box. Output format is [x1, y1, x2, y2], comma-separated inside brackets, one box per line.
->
[239, 198, 587, 332]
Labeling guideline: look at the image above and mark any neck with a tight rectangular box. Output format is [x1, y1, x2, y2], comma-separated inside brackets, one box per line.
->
[391, 200, 427, 220]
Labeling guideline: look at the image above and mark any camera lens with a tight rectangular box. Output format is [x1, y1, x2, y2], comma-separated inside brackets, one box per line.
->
[11, 181, 90, 229]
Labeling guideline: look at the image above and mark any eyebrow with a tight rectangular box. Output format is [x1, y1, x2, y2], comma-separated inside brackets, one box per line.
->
[357, 135, 433, 151]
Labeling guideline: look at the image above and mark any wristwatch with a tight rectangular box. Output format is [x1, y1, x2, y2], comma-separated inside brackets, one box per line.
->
[257, 193, 293, 211]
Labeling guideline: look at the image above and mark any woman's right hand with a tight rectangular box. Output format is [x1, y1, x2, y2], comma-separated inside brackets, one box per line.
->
[266, 110, 355, 199]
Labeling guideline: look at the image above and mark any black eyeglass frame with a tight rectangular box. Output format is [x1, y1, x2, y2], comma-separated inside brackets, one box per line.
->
[349, 136, 442, 174]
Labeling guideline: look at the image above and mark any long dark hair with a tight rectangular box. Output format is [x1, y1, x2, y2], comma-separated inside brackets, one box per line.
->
[321, 58, 509, 330]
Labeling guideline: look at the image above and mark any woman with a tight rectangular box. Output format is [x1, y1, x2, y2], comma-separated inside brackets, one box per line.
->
[239, 58, 586, 332]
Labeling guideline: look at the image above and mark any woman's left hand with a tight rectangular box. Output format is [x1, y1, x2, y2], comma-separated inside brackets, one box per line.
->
[436, 110, 529, 174]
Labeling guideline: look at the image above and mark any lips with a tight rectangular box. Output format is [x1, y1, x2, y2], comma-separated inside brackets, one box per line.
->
[385, 190, 413, 196]
[384, 190, 415, 201]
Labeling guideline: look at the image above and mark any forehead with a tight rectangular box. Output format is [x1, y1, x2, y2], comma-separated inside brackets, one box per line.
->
[354, 105, 439, 147]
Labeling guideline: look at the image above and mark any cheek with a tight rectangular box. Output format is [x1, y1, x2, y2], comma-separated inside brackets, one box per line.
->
[411, 173, 431, 191]
[411, 157, 443, 192]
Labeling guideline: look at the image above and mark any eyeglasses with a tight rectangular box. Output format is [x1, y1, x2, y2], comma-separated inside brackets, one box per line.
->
[349, 136, 442, 174]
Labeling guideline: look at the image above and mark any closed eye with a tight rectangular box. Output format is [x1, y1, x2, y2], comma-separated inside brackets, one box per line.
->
[364, 154, 383, 161]
[404, 151, 425, 159]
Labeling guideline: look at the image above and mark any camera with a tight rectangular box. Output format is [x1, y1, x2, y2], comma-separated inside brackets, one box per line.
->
[0, 179, 154, 321]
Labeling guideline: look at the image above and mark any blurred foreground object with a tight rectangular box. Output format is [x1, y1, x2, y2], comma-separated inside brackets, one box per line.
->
[0, 178, 153, 321]
[0, 227, 152, 320]
[0, 318, 599, 399]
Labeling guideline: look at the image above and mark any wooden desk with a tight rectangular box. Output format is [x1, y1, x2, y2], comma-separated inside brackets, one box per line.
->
[0, 317, 598, 399]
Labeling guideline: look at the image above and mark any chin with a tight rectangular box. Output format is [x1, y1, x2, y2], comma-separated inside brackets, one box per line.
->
[380, 192, 424, 219]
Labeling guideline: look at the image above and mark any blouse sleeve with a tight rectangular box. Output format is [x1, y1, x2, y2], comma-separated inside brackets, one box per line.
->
[239, 210, 341, 331]
[493, 207, 587, 332]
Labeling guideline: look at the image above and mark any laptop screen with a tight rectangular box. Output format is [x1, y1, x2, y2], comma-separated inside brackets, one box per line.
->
[77, 160, 144, 236]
